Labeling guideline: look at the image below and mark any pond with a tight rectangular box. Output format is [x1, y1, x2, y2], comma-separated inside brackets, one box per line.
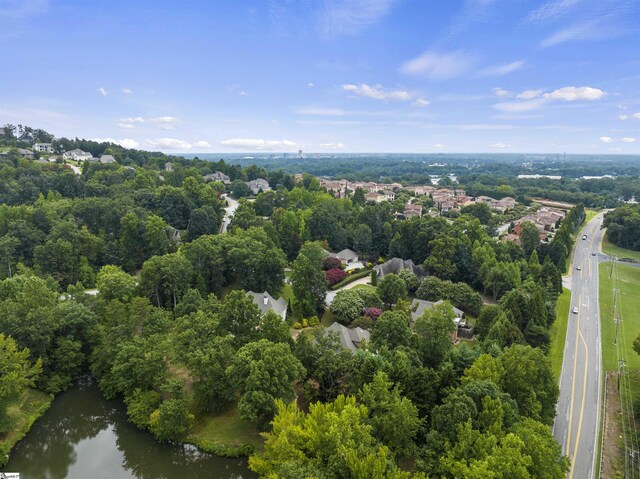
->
[2, 379, 256, 479]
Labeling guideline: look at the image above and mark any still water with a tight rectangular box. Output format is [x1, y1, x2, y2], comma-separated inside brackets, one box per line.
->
[2, 379, 256, 479]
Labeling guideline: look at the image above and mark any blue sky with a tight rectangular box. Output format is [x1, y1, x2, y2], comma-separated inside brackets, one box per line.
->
[1, 0, 639, 154]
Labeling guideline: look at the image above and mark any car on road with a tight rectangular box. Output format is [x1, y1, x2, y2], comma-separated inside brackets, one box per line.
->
[592, 252, 597, 256]
[572, 307, 578, 314]
[577, 266, 582, 270]
[582, 234, 587, 240]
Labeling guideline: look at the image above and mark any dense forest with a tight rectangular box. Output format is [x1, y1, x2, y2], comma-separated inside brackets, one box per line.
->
[0, 124, 600, 477]
[604, 204, 640, 252]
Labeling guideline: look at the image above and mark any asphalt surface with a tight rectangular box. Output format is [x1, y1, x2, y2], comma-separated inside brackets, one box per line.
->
[553, 213, 605, 479]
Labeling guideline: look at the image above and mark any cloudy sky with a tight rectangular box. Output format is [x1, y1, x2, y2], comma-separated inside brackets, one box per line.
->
[1, 0, 639, 154]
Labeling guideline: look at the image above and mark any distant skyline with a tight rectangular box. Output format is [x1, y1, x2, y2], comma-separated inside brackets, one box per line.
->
[1, 0, 639, 154]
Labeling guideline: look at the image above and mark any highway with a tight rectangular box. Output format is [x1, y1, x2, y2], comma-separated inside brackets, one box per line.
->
[553, 213, 605, 479]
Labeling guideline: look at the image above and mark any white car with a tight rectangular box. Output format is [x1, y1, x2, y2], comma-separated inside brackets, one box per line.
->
[572, 307, 578, 314]
[577, 266, 582, 270]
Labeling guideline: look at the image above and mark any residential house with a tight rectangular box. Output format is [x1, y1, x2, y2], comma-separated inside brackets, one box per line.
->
[17, 148, 34, 158]
[33, 143, 54, 153]
[404, 203, 423, 218]
[326, 322, 370, 353]
[204, 171, 231, 184]
[62, 149, 92, 162]
[165, 162, 173, 172]
[374, 257, 424, 279]
[440, 200, 456, 212]
[410, 299, 465, 341]
[99, 154, 117, 164]
[246, 178, 271, 195]
[247, 291, 288, 321]
[381, 190, 396, 201]
[364, 192, 385, 203]
[325, 248, 359, 265]
[407, 185, 436, 196]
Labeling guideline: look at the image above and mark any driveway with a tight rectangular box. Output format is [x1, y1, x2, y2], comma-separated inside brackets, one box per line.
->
[324, 275, 372, 307]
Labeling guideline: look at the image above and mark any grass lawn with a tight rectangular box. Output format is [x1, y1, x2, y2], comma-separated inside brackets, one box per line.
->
[191, 401, 264, 452]
[350, 284, 377, 293]
[549, 287, 571, 381]
[1, 388, 52, 466]
[599, 262, 640, 371]
[220, 281, 241, 299]
[279, 283, 294, 303]
[585, 208, 599, 223]
[602, 237, 640, 262]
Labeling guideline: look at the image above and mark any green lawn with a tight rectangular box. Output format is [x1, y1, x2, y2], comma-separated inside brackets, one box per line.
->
[599, 262, 640, 371]
[190, 401, 264, 453]
[321, 308, 335, 327]
[602, 237, 640, 262]
[350, 284, 377, 293]
[585, 208, 599, 223]
[1, 388, 52, 466]
[549, 287, 572, 381]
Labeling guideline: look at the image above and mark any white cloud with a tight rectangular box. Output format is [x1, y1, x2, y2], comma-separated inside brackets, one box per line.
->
[97, 87, 108, 96]
[122, 88, 132, 94]
[543, 86, 606, 101]
[308, 82, 315, 87]
[492, 98, 547, 113]
[145, 138, 192, 150]
[540, 22, 599, 47]
[492, 87, 512, 97]
[297, 107, 349, 116]
[622, 137, 637, 143]
[517, 89, 543, 100]
[148, 116, 179, 130]
[228, 84, 249, 96]
[318, 0, 396, 38]
[413, 98, 430, 107]
[433, 144, 446, 148]
[619, 112, 640, 120]
[599, 136, 613, 143]
[400, 50, 474, 80]
[478, 60, 525, 77]
[193, 140, 212, 148]
[493, 85, 606, 113]
[527, 0, 581, 23]
[318, 142, 346, 150]
[117, 117, 145, 129]
[219, 138, 297, 150]
[489, 143, 513, 148]
[90, 138, 139, 149]
[342, 83, 411, 101]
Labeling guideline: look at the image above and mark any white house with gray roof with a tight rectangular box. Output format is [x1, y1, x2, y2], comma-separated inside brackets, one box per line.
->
[324, 248, 359, 265]
[247, 291, 288, 321]
[63, 149, 92, 162]
[99, 154, 117, 164]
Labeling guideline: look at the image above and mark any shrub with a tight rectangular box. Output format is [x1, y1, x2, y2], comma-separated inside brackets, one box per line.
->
[308, 316, 319, 327]
[326, 268, 347, 286]
[363, 307, 382, 320]
[322, 256, 342, 271]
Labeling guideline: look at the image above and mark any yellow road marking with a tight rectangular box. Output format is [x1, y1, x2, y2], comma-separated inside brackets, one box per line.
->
[569, 327, 589, 479]
[566, 294, 582, 453]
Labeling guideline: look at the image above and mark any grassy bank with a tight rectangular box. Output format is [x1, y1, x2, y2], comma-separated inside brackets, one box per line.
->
[602, 237, 640, 262]
[599, 262, 640, 371]
[549, 287, 572, 381]
[0, 389, 52, 466]
[190, 402, 263, 457]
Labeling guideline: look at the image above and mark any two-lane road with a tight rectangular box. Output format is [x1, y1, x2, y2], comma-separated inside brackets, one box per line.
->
[554, 213, 605, 479]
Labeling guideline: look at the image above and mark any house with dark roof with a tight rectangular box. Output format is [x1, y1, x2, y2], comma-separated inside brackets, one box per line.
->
[99, 154, 116, 164]
[410, 299, 465, 341]
[373, 257, 424, 279]
[326, 322, 370, 353]
[246, 178, 271, 195]
[247, 291, 288, 321]
[204, 171, 231, 184]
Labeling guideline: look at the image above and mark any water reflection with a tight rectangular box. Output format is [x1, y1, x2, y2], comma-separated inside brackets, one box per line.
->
[2, 379, 255, 479]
